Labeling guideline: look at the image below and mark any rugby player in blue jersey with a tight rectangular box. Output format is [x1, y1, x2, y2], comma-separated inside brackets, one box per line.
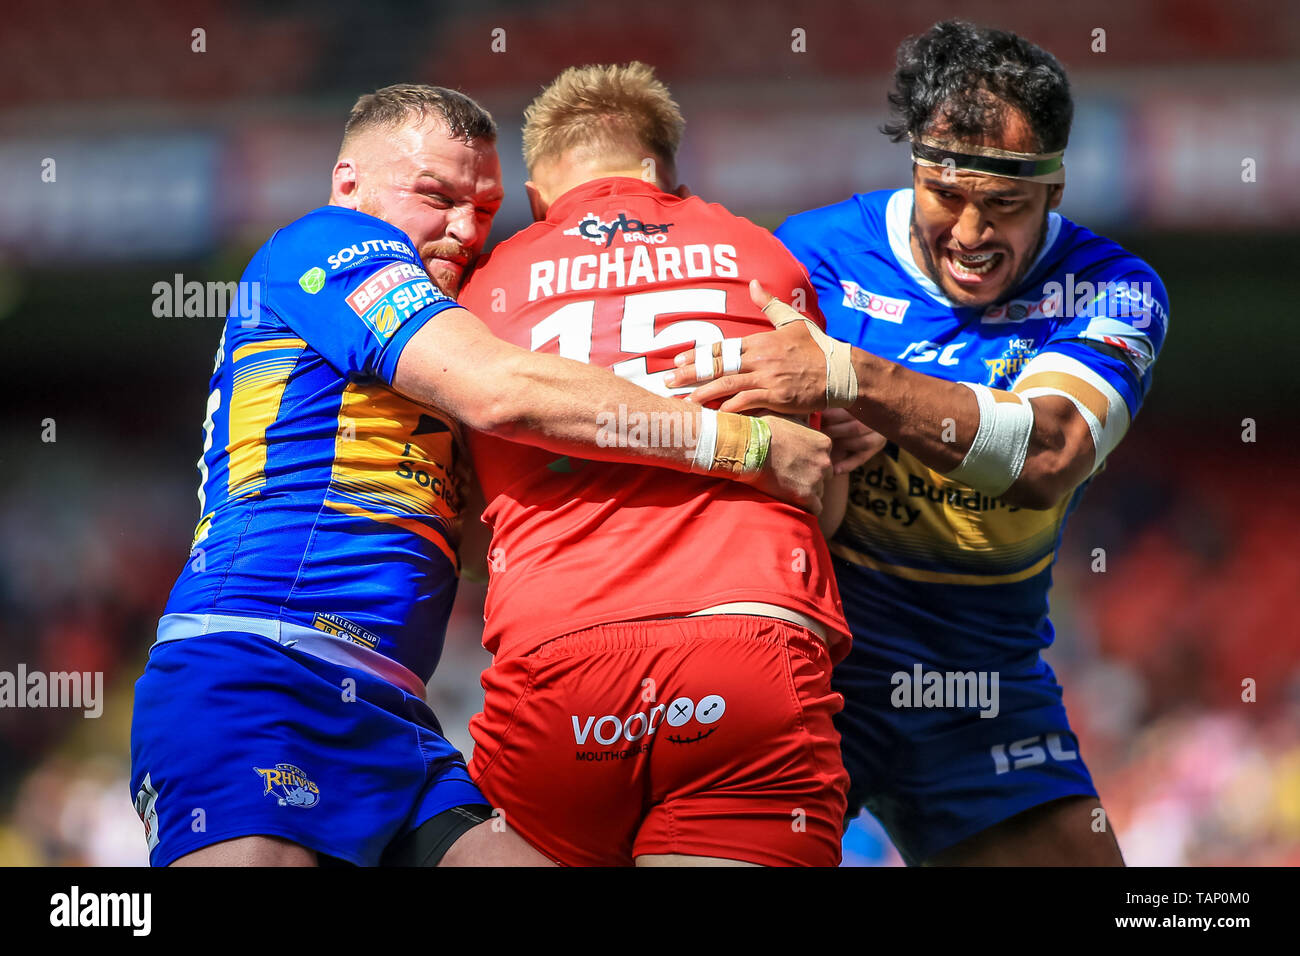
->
[668, 22, 1169, 865]
[129, 85, 832, 867]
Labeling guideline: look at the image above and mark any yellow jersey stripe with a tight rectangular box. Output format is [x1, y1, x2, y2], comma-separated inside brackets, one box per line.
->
[830, 542, 1055, 586]
[233, 337, 307, 363]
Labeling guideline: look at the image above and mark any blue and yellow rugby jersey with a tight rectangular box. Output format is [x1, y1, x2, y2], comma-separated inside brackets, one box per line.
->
[776, 188, 1169, 668]
[160, 206, 467, 686]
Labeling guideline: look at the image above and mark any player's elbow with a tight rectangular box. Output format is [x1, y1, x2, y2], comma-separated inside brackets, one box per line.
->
[456, 355, 535, 438]
[461, 391, 527, 437]
[1000, 401, 1095, 510]
[1004, 445, 1090, 510]
[1002, 469, 1069, 510]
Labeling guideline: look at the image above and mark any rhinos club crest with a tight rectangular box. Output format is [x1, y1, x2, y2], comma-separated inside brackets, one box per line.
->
[253, 762, 321, 808]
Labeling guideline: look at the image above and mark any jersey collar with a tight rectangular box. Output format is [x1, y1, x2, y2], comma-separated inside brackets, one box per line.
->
[884, 188, 1062, 309]
[545, 177, 672, 225]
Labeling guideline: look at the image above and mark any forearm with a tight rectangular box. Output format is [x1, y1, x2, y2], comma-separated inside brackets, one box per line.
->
[394, 310, 742, 475]
[847, 347, 1090, 508]
[847, 348, 977, 472]
[479, 347, 707, 472]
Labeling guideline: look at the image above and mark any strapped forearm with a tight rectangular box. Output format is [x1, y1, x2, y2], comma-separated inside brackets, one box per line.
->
[846, 345, 1123, 505]
[848, 347, 1035, 498]
[846, 348, 982, 472]
[394, 311, 771, 481]
[487, 346, 772, 478]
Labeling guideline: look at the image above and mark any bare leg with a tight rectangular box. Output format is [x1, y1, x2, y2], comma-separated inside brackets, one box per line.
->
[439, 820, 556, 866]
[170, 834, 317, 867]
[927, 795, 1124, 866]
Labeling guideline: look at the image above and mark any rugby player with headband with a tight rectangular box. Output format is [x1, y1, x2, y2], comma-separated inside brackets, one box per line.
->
[666, 20, 1169, 865]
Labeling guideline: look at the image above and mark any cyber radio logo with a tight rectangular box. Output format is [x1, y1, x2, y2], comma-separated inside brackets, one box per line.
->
[565, 211, 673, 247]
[253, 763, 321, 808]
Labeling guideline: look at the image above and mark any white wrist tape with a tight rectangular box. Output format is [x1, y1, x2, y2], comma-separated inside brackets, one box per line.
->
[945, 382, 1034, 497]
[691, 407, 719, 472]
[760, 297, 858, 408]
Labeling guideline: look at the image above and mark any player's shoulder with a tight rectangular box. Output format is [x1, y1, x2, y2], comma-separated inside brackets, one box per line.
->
[474, 217, 553, 269]
[775, 190, 895, 254]
[267, 206, 419, 272]
[675, 192, 796, 254]
[1048, 215, 1168, 301]
[1037, 214, 1171, 337]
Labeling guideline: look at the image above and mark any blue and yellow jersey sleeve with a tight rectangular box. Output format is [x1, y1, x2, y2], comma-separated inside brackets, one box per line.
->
[1024, 253, 1170, 422]
[260, 206, 462, 383]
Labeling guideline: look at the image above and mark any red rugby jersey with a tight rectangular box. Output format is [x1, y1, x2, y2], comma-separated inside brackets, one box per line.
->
[460, 177, 848, 661]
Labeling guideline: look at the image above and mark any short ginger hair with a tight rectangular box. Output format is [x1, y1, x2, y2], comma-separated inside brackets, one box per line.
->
[521, 62, 684, 174]
[342, 83, 497, 152]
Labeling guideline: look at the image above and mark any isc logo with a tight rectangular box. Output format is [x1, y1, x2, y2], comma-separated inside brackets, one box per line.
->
[990, 733, 1078, 775]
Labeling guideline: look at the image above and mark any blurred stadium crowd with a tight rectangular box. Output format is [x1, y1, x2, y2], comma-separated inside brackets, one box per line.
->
[1, 0, 1297, 865]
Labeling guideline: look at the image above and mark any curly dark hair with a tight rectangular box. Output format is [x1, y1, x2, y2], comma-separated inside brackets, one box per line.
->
[881, 20, 1073, 153]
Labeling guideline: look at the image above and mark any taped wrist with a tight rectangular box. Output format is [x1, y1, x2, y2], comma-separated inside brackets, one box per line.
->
[760, 298, 858, 408]
[943, 382, 1034, 497]
[690, 408, 770, 479]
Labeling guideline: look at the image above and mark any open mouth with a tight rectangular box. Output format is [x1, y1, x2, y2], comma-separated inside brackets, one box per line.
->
[944, 249, 1004, 284]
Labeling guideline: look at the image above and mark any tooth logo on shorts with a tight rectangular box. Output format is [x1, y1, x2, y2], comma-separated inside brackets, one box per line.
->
[665, 694, 725, 744]
[253, 763, 320, 808]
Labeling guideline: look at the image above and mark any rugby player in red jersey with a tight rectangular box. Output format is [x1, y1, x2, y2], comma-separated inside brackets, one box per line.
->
[459, 63, 857, 866]
[131, 83, 832, 868]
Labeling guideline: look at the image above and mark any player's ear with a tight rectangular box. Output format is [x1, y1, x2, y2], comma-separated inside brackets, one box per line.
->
[1046, 182, 1064, 210]
[525, 181, 548, 222]
[331, 160, 361, 209]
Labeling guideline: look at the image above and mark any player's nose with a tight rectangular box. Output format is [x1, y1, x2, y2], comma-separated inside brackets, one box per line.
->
[446, 206, 481, 251]
[951, 202, 992, 248]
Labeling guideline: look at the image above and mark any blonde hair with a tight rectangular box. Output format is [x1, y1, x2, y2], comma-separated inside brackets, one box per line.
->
[521, 62, 684, 174]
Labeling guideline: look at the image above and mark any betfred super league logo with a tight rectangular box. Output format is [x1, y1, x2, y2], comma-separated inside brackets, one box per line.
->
[253, 762, 321, 808]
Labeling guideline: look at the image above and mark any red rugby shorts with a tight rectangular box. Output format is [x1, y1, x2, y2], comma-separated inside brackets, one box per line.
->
[468, 614, 848, 866]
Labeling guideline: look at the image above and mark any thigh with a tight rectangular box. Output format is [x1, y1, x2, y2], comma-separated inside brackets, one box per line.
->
[635, 854, 759, 867]
[844, 655, 1102, 866]
[438, 818, 557, 867]
[170, 835, 318, 867]
[929, 794, 1124, 866]
[131, 631, 468, 867]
